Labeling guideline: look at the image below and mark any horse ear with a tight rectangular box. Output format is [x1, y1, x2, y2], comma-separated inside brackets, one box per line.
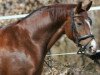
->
[75, 1, 85, 14]
[83, 1, 92, 11]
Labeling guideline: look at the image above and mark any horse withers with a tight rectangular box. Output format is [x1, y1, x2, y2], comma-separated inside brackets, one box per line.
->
[0, 1, 97, 75]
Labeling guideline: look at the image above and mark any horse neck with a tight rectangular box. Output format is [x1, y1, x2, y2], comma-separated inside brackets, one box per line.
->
[18, 4, 76, 50]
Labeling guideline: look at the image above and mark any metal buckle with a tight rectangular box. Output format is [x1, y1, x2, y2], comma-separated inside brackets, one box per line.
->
[77, 46, 86, 54]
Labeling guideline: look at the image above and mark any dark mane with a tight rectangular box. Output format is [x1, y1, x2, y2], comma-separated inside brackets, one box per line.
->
[22, 4, 77, 21]
[3, 4, 77, 28]
[47, 4, 76, 22]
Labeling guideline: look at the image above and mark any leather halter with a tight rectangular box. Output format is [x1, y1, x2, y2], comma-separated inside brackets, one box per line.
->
[70, 11, 94, 54]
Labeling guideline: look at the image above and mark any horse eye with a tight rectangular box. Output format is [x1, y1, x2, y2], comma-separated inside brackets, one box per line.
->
[77, 23, 82, 26]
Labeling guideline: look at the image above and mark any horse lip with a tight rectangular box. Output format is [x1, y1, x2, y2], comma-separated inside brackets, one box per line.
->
[85, 49, 96, 56]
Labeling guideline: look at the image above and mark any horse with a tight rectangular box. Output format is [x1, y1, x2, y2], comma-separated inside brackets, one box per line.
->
[0, 1, 97, 75]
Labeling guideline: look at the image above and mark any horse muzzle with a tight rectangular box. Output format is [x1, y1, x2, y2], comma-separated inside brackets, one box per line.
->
[88, 39, 97, 54]
[83, 39, 97, 55]
[77, 34, 97, 55]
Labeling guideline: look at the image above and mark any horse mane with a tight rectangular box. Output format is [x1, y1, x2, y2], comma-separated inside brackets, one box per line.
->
[23, 6, 47, 19]
[12, 4, 77, 27]
[47, 4, 77, 22]
[5, 4, 77, 30]
[11, 3, 76, 33]
[7, 6, 48, 26]
[23, 4, 77, 20]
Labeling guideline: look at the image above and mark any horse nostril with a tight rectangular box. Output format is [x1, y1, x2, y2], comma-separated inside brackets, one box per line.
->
[89, 46, 96, 54]
[89, 46, 93, 49]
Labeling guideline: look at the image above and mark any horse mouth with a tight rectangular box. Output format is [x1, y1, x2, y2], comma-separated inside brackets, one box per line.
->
[84, 46, 97, 55]
[85, 50, 96, 55]
[77, 46, 97, 56]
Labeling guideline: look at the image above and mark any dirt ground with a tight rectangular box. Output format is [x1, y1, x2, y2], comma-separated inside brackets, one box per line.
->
[42, 56, 100, 75]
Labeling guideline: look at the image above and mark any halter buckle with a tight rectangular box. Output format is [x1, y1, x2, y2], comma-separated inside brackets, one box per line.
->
[77, 45, 86, 54]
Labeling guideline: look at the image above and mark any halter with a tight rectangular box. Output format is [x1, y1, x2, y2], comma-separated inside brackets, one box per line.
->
[70, 10, 95, 54]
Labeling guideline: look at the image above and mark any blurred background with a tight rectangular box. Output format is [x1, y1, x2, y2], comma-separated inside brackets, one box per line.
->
[0, 0, 100, 75]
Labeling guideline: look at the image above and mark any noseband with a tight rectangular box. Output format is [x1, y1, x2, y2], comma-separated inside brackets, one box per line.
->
[70, 11, 94, 54]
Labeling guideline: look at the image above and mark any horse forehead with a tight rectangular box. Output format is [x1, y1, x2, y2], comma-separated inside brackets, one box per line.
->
[80, 12, 89, 18]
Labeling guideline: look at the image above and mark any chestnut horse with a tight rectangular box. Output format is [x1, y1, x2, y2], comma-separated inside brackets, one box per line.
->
[0, 1, 97, 75]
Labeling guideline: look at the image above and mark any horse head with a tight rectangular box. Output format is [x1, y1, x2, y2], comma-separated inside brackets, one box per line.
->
[65, 1, 97, 55]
